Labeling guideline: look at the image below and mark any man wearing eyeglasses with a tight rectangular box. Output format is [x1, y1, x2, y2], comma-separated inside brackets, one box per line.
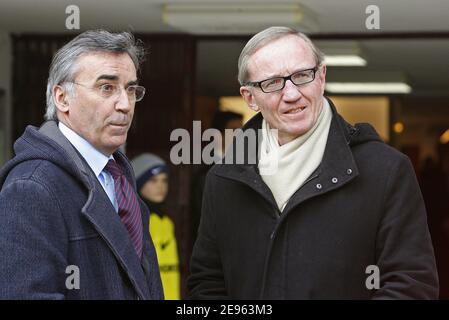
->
[0, 30, 163, 299]
[188, 26, 438, 299]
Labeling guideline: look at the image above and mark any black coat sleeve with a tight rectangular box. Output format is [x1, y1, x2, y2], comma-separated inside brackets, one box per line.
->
[187, 172, 228, 299]
[373, 154, 439, 299]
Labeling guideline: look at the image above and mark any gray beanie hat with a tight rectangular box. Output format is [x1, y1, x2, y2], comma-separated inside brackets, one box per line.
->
[131, 153, 168, 191]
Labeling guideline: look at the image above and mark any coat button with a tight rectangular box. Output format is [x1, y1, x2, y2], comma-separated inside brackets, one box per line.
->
[332, 177, 338, 184]
[316, 183, 322, 190]
[347, 169, 353, 175]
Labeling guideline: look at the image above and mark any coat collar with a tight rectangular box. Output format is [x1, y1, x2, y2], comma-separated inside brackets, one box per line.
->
[38, 121, 152, 299]
[212, 97, 360, 214]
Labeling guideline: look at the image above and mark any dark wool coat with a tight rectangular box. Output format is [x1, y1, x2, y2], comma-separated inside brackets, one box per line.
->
[188, 98, 438, 299]
[0, 121, 163, 299]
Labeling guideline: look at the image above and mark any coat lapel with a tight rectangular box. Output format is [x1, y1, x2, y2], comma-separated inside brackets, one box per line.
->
[213, 113, 279, 210]
[81, 187, 151, 299]
[39, 121, 151, 299]
[212, 98, 360, 214]
[282, 107, 360, 214]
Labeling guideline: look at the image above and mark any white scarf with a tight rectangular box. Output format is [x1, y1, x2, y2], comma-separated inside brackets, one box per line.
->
[258, 98, 332, 211]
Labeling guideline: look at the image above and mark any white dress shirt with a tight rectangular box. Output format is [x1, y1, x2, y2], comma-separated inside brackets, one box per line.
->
[58, 122, 118, 212]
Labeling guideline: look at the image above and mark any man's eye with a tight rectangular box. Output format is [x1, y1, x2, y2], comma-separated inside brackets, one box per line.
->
[293, 72, 308, 79]
[100, 84, 115, 92]
[126, 86, 137, 94]
[265, 78, 282, 87]
[293, 70, 314, 81]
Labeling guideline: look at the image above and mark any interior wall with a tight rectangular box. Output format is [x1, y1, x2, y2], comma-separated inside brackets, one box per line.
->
[395, 97, 449, 166]
[329, 96, 390, 142]
[219, 96, 256, 123]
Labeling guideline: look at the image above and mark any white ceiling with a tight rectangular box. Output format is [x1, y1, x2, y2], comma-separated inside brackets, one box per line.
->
[0, 0, 448, 97]
[0, 0, 448, 33]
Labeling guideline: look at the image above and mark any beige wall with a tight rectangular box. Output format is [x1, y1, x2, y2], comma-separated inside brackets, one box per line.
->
[329, 96, 390, 142]
[219, 95, 391, 143]
[219, 96, 256, 123]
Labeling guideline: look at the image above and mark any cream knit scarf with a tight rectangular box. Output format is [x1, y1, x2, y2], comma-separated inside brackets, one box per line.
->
[258, 98, 332, 211]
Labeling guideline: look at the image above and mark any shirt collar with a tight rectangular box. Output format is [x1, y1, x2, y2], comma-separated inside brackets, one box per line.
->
[58, 122, 113, 177]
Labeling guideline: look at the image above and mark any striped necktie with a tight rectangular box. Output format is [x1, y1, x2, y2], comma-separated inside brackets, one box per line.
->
[104, 159, 143, 258]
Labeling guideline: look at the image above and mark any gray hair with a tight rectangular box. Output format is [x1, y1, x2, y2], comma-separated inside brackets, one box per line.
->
[237, 26, 324, 85]
[45, 30, 145, 121]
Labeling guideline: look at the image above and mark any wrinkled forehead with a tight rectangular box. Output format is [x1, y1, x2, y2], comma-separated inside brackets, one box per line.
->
[247, 35, 316, 78]
[73, 51, 137, 81]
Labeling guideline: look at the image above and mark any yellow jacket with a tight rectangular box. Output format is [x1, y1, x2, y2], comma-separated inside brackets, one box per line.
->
[149, 213, 180, 300]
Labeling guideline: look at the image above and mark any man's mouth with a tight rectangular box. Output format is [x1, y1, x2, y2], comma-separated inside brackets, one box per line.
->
[285, 106, 307, 114]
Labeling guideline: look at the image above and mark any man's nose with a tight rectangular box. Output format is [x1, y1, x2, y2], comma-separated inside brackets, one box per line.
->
[282, 79, 302, 101]
[115, 88, 133, 112]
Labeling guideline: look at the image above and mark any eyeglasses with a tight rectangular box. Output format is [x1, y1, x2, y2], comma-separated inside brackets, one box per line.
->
[245, 66, 319, 93]
[68, 82, 146, 102]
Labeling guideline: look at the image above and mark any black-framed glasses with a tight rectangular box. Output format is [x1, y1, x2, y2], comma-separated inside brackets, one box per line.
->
[245, 66, 319, 93]
[68, 82, 146, 102]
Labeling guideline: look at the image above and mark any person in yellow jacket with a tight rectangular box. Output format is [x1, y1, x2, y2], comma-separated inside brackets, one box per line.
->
[131, 153, 180, 300]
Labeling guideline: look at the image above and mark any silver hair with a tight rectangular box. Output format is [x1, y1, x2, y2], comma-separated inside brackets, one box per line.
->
[45, 30, 145, 121]
[237, 26, 324, 85]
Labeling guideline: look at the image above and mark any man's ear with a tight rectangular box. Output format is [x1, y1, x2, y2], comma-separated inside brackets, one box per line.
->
[53, 85, 70, 113]
[318, 64, 327, 94]
[240, 86, 259, 112]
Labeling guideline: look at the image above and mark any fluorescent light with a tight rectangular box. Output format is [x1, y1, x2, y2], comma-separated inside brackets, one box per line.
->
[162, 3, 319, 35]
[318, 41, 366, 66]
[325, 82, 412, 94]
[324, 55, 367, 66]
